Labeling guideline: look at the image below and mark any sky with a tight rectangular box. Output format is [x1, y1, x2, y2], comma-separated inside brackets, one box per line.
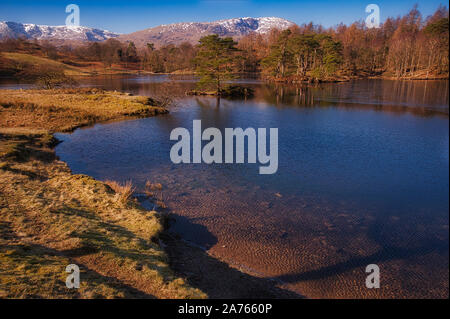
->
[0, 0, 447, 33]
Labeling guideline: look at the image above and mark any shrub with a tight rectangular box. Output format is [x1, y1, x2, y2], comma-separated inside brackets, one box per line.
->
[17, 65, 78, 89]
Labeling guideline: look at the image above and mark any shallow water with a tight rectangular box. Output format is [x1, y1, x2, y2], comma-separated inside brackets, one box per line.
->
[35, 76, 449, 298]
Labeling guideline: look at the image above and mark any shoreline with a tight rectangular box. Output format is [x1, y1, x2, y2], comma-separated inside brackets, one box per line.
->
[0, 87, 301, 299]
[4, 72, 449, 81]
[0, 88, 200, 298]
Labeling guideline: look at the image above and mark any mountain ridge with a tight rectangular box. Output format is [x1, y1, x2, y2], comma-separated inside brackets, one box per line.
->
[119, 17, 295, 47]
[0, 17, 295, 47]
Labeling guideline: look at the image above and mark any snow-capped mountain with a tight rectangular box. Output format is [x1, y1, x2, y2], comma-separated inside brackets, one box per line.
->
[0, 21, 119, 42]
[158, 17, 294, 35]
[0, 17, 294, 46]
[119, 17, 295, 47]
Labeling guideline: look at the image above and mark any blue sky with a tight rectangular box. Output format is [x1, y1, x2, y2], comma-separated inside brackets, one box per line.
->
[0, 0, 446, 33]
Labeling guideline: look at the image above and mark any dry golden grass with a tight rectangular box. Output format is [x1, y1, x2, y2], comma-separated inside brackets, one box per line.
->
[0, 89, 206, 299]
[0, 88, 168, 132]
[1, 52, 91, 76]
[104, 180, 135, 207]
[1, 52, 154, 77]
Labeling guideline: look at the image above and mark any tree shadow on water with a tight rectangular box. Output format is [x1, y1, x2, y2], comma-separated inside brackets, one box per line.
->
[163, 214, 304, 299]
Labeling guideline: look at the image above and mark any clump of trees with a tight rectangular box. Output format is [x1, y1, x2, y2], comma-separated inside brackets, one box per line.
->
[75, 39, 139, 67]
[381, 5, 449, 78]
[238, 5, 449, 80]
[141, 42, 196, 73]
[260, 29, 343, 81]
[72, 39, 197, 73]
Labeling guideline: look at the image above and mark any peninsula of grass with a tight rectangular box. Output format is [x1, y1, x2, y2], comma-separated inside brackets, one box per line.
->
[0, 88, 168, 132]
[0, 88, 206, 298]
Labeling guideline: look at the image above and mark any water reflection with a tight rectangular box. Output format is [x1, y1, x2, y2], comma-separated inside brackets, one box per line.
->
[2, 75, 446, 116]
[257, 80, 449, 117]
[68, 76, 448, 116]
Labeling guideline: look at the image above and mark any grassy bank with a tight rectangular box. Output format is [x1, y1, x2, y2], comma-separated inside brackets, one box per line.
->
[0, 52, 152, 77]
[0, 88, 168, 132]
[0, 89, 205, 298]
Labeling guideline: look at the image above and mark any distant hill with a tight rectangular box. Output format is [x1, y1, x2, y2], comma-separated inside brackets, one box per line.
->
[0, 21, 119, 43]
[0, 52, 93, 76]
[118, 17, 295, 47]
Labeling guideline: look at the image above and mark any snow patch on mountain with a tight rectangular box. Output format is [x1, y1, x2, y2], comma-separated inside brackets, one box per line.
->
[157, 17, 294, 36]
[0, 21, 119, 42]
[119, 17, 295, 47]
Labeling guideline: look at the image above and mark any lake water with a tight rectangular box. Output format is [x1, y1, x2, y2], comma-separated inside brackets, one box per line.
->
[10, 76, 447, 298]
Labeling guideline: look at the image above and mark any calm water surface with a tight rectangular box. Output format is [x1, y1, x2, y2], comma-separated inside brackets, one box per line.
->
[29, 76, 448, 298]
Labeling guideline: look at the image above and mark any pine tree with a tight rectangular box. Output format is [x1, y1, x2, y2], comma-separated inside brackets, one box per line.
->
[261, 29, 293, 78]
[289, 34, 319, 77]
[193, 35, 239, 94]
[126, 41, 138, 63]
[319, 35, 343, 75]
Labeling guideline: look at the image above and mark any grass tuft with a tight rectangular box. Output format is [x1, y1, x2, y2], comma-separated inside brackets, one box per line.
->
[105, 180, 136, 207]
